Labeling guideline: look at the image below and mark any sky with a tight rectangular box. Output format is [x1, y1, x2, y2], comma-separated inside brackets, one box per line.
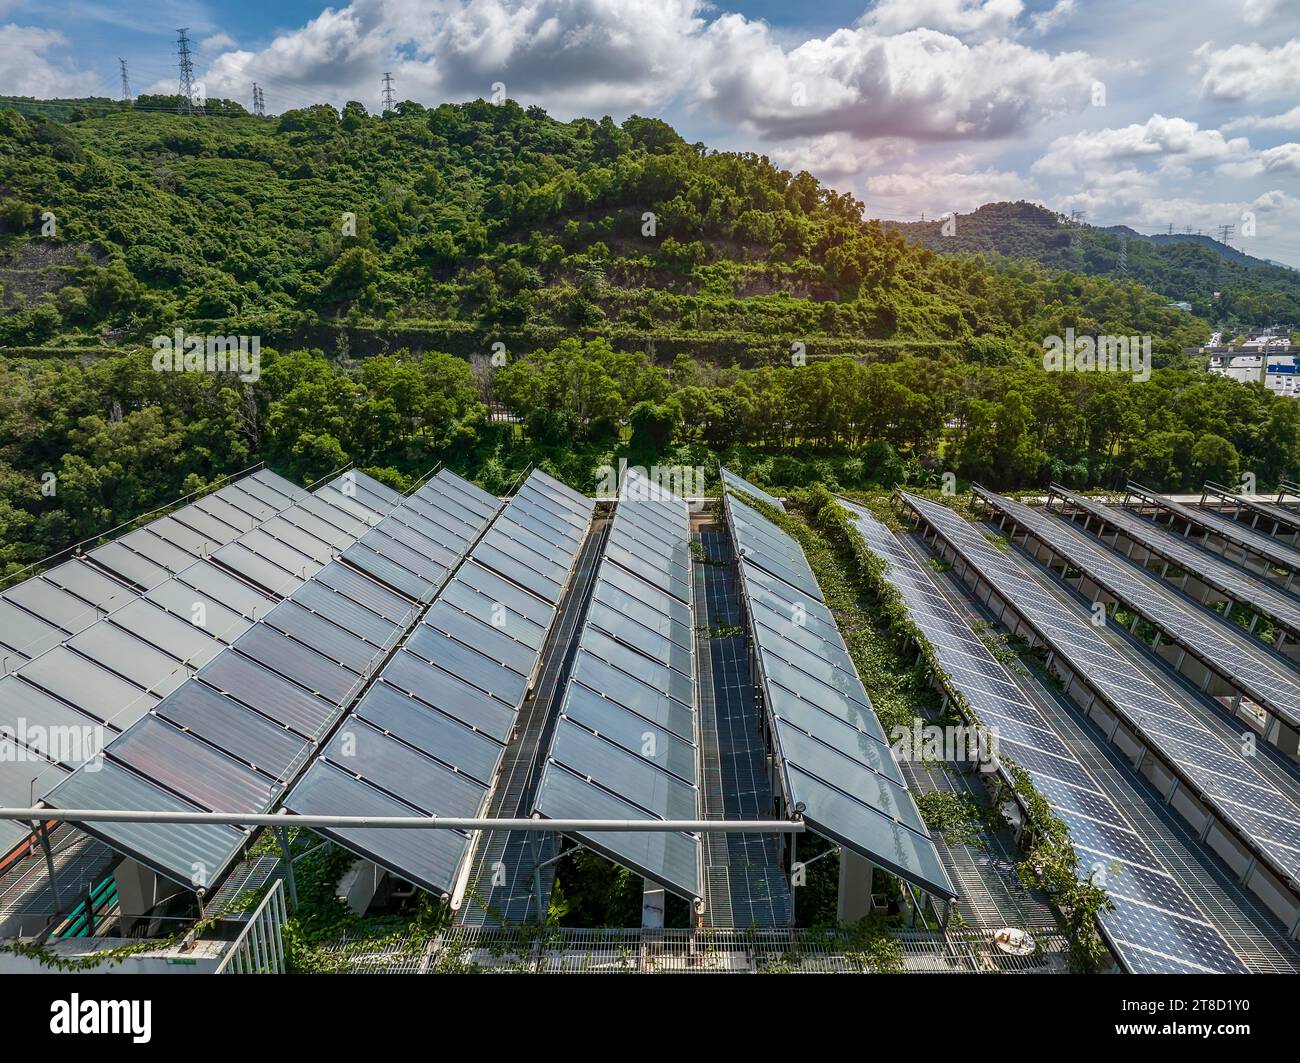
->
[2, 0, 1299, 265]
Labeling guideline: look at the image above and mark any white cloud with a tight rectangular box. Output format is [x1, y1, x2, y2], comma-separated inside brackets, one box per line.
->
[202, 0, 710, 117]
[1029, 0, 1075, 34]
[1194, 38, 1300, 102]
[861, 0, 1025, 40]
[769, 133, 914, 181]
[193, 0, 1095, 147]
[1241, 0, 1281, 25]
[1219, 142, 1300, 179]
[0, 23, 99, 97]
[203, 32, 238, 53]
[1033, 114, 1250, 176]
[863, 157, 1037, 216]
[1222, 104, 1300, 132]
[695, 21, 1094, 143]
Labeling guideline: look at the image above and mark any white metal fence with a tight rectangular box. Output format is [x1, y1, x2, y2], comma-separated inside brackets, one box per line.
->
[215, 878, 287, 974]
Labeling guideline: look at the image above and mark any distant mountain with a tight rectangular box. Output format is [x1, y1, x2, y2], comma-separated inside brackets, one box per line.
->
[884, 201, 1300, 324]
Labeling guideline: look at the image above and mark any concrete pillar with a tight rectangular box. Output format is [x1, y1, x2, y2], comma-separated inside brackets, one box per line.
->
[837, 849, 876, 925]
[642, 882, 665, 928]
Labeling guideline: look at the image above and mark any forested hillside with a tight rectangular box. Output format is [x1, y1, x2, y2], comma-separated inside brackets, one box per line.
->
[0, 100, 1297, 579]
[886, 201, 1300, 324]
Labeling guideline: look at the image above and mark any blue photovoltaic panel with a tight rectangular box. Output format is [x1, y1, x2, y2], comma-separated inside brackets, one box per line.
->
[285, 470, 591, 897]
[1203, 483, 1300, 535]
[901, 491, 1300, 896]
[1050, 486, 1300, 643]
[534, 470, 702, 900]
[841, 497, 1248, 974]
[719, 470, 954, 900]
[976, 486, 1300, 730]
[1127, 483, 1300, 576]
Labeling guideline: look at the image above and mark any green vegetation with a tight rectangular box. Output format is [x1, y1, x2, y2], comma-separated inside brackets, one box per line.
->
[2, 102, 1297, 578]
[888, 201, 1300, 324]
[798, 485, 1111, 972]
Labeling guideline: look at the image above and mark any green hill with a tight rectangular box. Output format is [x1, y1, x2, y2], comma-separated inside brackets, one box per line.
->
[0, 103, 1205, 362]
[885, 201, 1300, 324]
[2, 100, 1299, 580]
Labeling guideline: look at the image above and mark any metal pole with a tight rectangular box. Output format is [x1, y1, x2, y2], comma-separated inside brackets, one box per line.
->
[274, 826, 298, 910]
[528, 829, 544, 927]
[0, 809, 805, 832]
[34, 820, 62, 916]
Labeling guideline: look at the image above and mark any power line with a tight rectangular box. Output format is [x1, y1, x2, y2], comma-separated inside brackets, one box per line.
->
[175, 28, 202, 115]
[118, 58, 130, 103]
[381, 71, 396, 114]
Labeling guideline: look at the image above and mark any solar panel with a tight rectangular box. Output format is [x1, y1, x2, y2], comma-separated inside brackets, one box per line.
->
[900, 491, 1300, 896]
[285, 470, 591, 898]
[718, 472, 953, 900]
[34, 468, 498, 887]
[20, 647, 156, 729]
[0, 676, 103, 768]
[532, 473, 702, 901]
[728, 499, 824, 603]
[1127, 483, 1300, 577]
[86, 540, 174, 590]
[840, 497, 1249, 973]
[976, 486, 1300, 730]
[107, 714, 279, 813]
[1203, 482, 1300, 535]
[720, 467, 785, 511]
[1049, 486, 1300, 646]
[0, 599, 66, 663]
[41, 760, 247, 888]
[153, 679, 310, 779]
[284, 761, 472, 896]
[65, 623, 193, 697]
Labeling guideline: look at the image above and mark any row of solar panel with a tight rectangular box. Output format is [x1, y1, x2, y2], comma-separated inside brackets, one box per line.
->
[976, 487, 1300, 729]
[841, 498, 1248, 974]
[901, 492, 1300, 893]
[30, 471, 499, 885]
[720, 467, 785, 511]
[1129, 483, 1300, 577]
[533, 472, 700, 900]
[1203, 483, 1300, 536]
[722, 481, 955, 900]
[0, 470, 342, 856]
[0, 469, 310, 668]
[1050, 487, 1300, 644]
[284, 470, 595, 898]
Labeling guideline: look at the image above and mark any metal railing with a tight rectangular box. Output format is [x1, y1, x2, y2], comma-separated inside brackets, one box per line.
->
[215, 879, 287, 974]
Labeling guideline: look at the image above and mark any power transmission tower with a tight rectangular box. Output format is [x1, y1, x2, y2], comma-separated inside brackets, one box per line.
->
[1068, 209, 1086, 249]
[1217, 223, 1234, 246]
[381, 72, 396, 114]
[1167, 222, 1174, 235]
[118, 58, 130, 102]
[253, 83, 265, 118]
[176, 29, 202, 114]
[1118, 235, 1128, 274]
